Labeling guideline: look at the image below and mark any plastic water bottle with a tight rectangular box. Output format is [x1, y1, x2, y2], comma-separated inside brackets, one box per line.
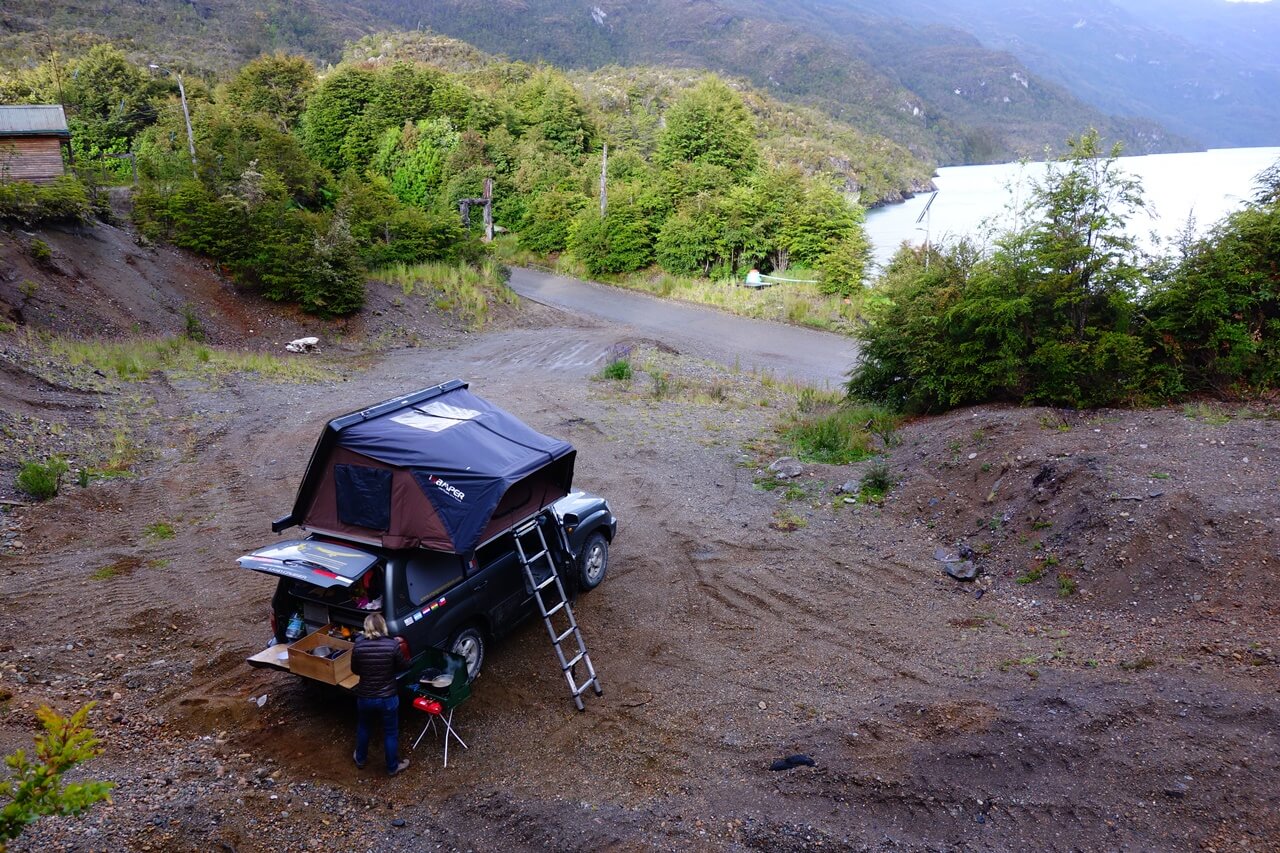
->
[284, 613, 305, 642]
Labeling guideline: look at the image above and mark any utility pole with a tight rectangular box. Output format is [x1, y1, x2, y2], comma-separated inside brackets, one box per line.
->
[150, 64, 197, 178]
[599, 143, 608, 217]
[915, 190, 938, 270]
[483, 177, 493, 242]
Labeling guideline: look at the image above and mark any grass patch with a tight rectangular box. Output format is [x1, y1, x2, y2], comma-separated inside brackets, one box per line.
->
[770, 508, 808, 531]
[857, 461, 894, 503]
[599, 358, 633, 381]
[786, 404, 899, 465]
[90, 556, 143, 580]
[1120, 656, 1157, 672]
[144, 521, 175, 540]
[1149, 471, 1171, 480]
[16, 457, 69, 500]
[1182, 401, 1233, 425]
[1056, 572, 1078, 597]
[47, 336, 330, 382]
[1038, 412, 1072, 432]
[376, 258, 515, 330]
[1016, 565, 1045, 585]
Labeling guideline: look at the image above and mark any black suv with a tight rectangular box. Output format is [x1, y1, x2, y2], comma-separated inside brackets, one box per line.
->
[243, 491, 615, 686]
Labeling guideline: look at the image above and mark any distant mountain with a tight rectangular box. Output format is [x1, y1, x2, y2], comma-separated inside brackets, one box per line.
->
[13, 0, 1267, 164]
[350, 0, 1190, 164]
[817, 0, 1280, 148]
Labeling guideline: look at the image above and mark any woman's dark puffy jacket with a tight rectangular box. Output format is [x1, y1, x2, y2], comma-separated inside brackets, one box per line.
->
[351, 635, 409, 698]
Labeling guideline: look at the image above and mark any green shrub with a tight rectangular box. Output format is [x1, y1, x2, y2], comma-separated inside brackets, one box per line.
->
[0, 703, 113, 848]
[850, 132, 1153, 411]
[858, 461, 894, 503]
[16, 457, 69, 500]
[568, 201, 654, 276]
[599, 358, 633, 381]
[787, 407, 878, 464]
[1145, 174, 1280, 395]
[0, 177, 92, 226]
[28, 239, 53, 267]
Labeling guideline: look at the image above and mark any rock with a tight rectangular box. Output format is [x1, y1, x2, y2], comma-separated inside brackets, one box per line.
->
[1164, 783, 1189, 799]
[935, 546, 979, 581]
[285, 337, 320, 354]
[769, 457, 804, 480]
[391, 818, 406, 828]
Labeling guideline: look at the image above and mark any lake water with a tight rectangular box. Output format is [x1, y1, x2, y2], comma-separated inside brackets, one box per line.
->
[863, 146, 1280, 270]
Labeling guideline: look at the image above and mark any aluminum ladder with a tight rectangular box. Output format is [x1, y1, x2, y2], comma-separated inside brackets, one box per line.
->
[514, 516, 603, 710]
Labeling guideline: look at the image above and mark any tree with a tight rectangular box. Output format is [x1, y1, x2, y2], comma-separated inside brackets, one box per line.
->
[849, 131, 1154, 411]
[224, 53, 317, 130]
[569, 192, 654, 275]
[515, 70, 595, 158]
[299, 66, 379, 174]
[519, 190, 585, 253]
[0, 703, 113, 851]
[1146, 158, 1280, 395]
[655, 77, 758, 179]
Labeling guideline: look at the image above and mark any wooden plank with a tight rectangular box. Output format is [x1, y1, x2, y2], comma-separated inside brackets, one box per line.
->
[246, 643, 292, 671]
[0, 135, 68, 184]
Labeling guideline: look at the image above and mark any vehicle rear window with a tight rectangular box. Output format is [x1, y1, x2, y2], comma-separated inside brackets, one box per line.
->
[405, 551, 464, 605]
[334, 464, 392, 530]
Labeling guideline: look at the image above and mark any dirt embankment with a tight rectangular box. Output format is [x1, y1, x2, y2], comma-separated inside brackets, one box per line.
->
[0, 216, 1277, 853]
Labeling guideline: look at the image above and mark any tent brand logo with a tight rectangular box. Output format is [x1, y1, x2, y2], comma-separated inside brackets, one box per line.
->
[428, 474, 465, 502]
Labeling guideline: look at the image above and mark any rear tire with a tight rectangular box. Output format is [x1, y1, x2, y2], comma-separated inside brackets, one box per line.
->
[449, 626, 485, 683]
[576, 532, 609, 591]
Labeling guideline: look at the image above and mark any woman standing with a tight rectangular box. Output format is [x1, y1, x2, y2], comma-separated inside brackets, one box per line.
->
[351, 612, 411, 776]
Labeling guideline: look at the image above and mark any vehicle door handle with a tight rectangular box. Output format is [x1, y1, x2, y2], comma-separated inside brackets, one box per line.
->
[474, 580, 489, 591]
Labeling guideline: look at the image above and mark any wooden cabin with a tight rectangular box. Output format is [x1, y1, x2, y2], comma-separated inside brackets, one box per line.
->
[0, 105, 71, 184]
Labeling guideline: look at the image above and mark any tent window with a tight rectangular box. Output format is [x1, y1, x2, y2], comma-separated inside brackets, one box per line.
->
[334, 464, 392, 530]
[405, 551, 464, 605]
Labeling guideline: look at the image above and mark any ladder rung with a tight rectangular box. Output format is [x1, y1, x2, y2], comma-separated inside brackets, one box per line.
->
[554, 626, 576, 644]
[535, 575, 558, 591]
[525, 549, 548, 562]
[545, 601, 566, 617]
[563, 652, 585, 670]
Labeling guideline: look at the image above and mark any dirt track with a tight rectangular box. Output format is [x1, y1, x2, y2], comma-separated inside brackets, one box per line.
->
[1, 222, 1278, 852]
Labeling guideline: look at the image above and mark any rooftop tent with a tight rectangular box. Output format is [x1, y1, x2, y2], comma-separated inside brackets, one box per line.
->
[274, 380, 575, 554]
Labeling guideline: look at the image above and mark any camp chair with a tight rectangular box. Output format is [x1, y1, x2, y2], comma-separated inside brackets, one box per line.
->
[409, 648, 471, 767]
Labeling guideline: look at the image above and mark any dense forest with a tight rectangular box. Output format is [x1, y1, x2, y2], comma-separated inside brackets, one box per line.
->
[0, 0, 1197, 165]
[1, 36, 921, 315]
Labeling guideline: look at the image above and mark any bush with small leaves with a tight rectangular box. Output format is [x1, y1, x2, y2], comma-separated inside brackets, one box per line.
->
[0, 703, 114, 849]
[16, 457, 69, 501]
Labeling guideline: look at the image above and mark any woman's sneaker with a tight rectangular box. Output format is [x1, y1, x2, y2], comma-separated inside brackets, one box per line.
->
[389, 758, 410, 777]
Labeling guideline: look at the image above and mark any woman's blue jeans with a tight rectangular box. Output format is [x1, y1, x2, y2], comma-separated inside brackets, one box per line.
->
[354, 695, 400, 774]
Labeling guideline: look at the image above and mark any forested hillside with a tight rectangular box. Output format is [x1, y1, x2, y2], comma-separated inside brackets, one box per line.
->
[354, 0, 1185, 164]
[2, 35, 919, 317]
[2, 0, 1193, 165]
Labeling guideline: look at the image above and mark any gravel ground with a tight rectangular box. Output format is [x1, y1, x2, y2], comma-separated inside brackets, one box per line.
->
[1, 218, 1277, 852]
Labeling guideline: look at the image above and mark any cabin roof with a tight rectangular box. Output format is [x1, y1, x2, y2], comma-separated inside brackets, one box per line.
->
[0, 105, 71, 137]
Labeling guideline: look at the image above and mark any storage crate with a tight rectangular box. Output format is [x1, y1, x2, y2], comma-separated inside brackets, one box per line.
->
[287, 625, 354, 685]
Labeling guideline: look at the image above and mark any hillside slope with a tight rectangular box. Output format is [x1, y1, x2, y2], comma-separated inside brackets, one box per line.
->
[354, 0, 1186, 163]
[3, 0, 1189, 164]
